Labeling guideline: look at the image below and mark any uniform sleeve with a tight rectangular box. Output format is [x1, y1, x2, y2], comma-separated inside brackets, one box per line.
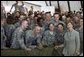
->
[42, 31, 48, 45]
[25, 30, 31, 45]
[36, 33, 42, 44]
[17, 31, 27, 49]
[75, 32, 80, 52]
[1, 27, 7, 41]
[64, 33, 66, 47]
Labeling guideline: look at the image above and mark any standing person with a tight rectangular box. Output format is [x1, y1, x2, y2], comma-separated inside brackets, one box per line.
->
[51, 13, 65, 27]
[3, 19, 15, 48]
[75, 19, 83, 55]
[25, 25, 42, 49]
[42, 23, 56, 47]
[11, 19, 31, 51]
[1, 19, 7, 49]
[14, 14, 25, 28]
[73, 16, 80, 29]
[28, 6, 33, 16]
[43, 12, 52, 31]
[28, 14, 36, 30]
[53, 23, 65, 56]
[10, 1, 24, 13]
[63, 22, 80, 56]
[12, 11, 21, 24]
[51, 13, 65, 32]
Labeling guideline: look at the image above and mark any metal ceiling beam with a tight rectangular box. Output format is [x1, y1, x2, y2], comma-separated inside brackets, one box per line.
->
[80, 1, 83, 8]
[67, 1, 71, 12]
[49, 1, 51, 6]
[45, 1, 48, 6]
[57, 1, 60, 12]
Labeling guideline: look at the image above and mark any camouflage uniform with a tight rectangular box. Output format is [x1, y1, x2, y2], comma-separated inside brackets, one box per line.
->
[55, 30, 65, 45]
[52, 30, 65, 56]
[11, 27, 27, 49]
[29, 20, 36, 30]
[3, 24, 15, 47]
[50, 19, 65, 31]
[1, 26, 7, 49]
[25, 30, 42, 48]
[42, 30, 56, 46]
[75, 27, 83, 53]
[42, 20, 51, 31]
[14, 21, 20, 28]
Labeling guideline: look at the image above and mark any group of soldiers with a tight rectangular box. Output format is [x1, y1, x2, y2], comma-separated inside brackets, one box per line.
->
[1, 1, 83, 56]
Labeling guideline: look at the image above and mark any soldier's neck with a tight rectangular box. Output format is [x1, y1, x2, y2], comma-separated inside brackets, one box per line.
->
[68, 28, 74, 32]
[21, 26, 25, 30]
[50, 30, 54, 32]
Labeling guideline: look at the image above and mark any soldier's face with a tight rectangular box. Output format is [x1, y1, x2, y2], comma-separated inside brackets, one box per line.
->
[67, 23, 73, 29]
[35, 26, 41, 33]
[49, 24, 54, 31]
[58, 25, 63, 31]
[54, 14, 59, 21]
[45, 14, 51, 20]
[22, 21, 28, 29]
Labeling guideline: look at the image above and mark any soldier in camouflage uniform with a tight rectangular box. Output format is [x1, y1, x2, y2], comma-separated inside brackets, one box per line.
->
[1, 19, 7, 49]
[14, 14, 26, 28]
[11, 19, 31, 51]
[53, 23, 65, 56]
[25, 25, 42, 49]
[3, 24, 15, 48]
[42, 12, 52, 31]
[50, 13, 65, 32]
[75, 19, 83, 55]
[10, 1, 24, 13]
[42, 23, 56, 47]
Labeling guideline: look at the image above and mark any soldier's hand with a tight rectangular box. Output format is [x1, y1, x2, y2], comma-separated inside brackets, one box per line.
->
[25, 48, 32, 51]
[76, 51, 80, 56]
[54, 46, 59, 49]
[73, 51, 80, 56]
[37, 44, 43, 49]
[59, 44, 64, 47]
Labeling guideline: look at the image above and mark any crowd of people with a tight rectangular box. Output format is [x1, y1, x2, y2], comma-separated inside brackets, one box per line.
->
[1, 1, 83, 56]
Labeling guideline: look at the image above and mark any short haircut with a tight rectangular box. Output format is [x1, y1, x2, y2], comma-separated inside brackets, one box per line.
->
[48, 23, 54, 28]
[53, 12, 59, 16]
[45, 12, 51, 15]
[57, 23, 64, 28]
[67, 21, 74, 27]
[20, 19, 28, 25]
